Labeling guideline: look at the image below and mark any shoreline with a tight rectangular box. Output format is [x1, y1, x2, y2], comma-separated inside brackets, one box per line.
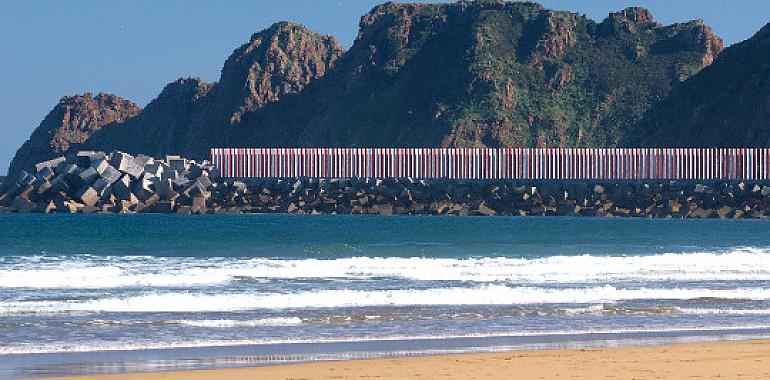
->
[30, 339, 770, 380]
[9, 328, 770, 379]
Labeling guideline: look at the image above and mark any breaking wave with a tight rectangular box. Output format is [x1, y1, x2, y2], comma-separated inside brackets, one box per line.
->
[4, 285, 770, 313]
[2, 248, 770, 289]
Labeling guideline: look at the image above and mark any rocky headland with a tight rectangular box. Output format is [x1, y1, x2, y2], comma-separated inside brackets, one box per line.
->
[9, 2, 740, 177]
[2, 151, 770, 218]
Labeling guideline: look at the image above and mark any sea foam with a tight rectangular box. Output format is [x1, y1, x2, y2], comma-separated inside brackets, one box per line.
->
[4, 285, 770, 313]
[2, 248, 770, 289]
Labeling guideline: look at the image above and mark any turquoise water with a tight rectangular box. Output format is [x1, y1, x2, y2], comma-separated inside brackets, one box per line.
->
[2, 215, 770, 378]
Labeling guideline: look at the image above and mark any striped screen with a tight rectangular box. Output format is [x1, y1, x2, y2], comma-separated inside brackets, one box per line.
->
[211, 148, 770, 180]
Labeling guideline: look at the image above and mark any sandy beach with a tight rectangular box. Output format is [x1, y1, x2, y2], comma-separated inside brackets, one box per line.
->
[37, 339, 770, 380]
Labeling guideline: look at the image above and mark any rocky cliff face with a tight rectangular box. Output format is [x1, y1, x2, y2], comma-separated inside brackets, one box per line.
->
[278, 2, 723, 149]
[217, 22, 344, 125]
[639, 23, 770, 147]
[78, 22, 343, 161]
[9, 93, 140, 175]
[11, 2, 729, 175]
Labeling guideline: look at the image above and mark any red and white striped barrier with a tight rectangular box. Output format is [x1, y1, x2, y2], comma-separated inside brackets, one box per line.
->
[211, 148, 770, 180]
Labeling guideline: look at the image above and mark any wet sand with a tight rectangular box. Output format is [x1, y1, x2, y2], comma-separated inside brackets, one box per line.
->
[36, 339, 770, 380]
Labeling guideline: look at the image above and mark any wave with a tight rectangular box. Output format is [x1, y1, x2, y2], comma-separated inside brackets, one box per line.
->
[173, 317, 303, 328]
[2, 248, 770, 289]
[3, 324, 770, 355]
[4, 285, 770, 313]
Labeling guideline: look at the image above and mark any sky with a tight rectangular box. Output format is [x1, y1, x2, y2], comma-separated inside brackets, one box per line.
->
[1, 1, 768, 175]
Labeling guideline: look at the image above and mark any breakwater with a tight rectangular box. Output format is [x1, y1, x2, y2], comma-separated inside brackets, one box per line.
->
[211, 148, 770, 180]
[2, 151, 770, 218]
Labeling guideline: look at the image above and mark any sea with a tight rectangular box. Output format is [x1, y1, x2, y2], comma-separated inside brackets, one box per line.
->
[2, 214, 770, 378]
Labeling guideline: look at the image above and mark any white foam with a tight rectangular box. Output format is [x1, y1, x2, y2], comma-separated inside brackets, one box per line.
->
[3, 324, 770, 355]
[5, 285, 770, 313]
[3, 248, 770, 289]
[173, 317, 303, 328]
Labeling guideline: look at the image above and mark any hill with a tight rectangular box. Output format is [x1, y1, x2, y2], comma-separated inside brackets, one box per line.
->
[639, 23, 770, 146]
[8, 93, 140, 175]
[9, 1, 724, 174]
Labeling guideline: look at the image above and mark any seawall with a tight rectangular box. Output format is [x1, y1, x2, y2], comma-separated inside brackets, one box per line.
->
[2, 151, 770, 218]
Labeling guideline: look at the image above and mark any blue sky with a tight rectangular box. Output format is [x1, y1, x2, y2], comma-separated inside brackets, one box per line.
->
[1, 0, 768, 175]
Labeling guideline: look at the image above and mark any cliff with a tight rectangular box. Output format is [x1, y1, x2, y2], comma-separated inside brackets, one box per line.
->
[8, 93, 140, 175]
[278, 3, 722, 149]
[639, 23, 770, 146]
[82, 21, 344, 159]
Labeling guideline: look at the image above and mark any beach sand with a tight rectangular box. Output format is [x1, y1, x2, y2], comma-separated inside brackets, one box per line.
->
[39, 339, 770, 380]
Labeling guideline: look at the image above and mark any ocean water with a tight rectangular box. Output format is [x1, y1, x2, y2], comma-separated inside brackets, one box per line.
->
[2, 214, 770, 378]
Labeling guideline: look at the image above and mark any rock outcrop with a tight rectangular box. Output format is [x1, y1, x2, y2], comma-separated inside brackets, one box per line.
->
[639, 23, 770, 147]
[84, 21, 343, 160]
[9, 93, 140, 175]
[217, 21, 344, 125]
[289, 3, 723, 149]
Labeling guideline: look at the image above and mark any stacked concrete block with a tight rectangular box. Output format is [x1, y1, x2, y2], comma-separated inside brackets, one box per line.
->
[35, 157, 66, 173]
[0, 150, 219, 213]
[76, 187, 99, 207]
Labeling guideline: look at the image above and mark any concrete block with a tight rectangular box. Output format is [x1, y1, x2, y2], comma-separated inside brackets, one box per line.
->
[111, 175, 133, 200]
[110, 151, 144, 179]
[65, 170, 86, 191]
[109, 151, 134, 169]
[36, 166, 55, 181]
[75, 153, 94, 168]
[100, 187, 115, 203]
[35, 157, 66, 173]
[197, 173, 213, 189]
[155, 179, 177, 200]
[91, 158, 109, 174]
[185, 182, 209, 198]
[154, 200, 175, 213]
[145, 162, 165, 178]
[33, 178, 52, 195]
[134, 154, 154, 167]
[77, 151, 106, 163]
[93, 178, 109, 193]
[99, 164, 121, 185]
[79, 167, 99, 184]
[123, 162, 145, 179]
[50, 175, 71, 193]
[187, 165, 203, 180]
[59, 163, 79, 176]
[161, 170, 179, 182]
[77, 205, 99, 214]
[172, 176, 190, 187]
[191, 196, 207, 212]
[166, 156, 189, 172]
[55, 159, 70, 174]
[11, 196, 36, 213]
[76, 187, 99, 207]
[144, 193, 161, 206]
[42, 200, 57, 213]
[132, 177, 155, 202]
